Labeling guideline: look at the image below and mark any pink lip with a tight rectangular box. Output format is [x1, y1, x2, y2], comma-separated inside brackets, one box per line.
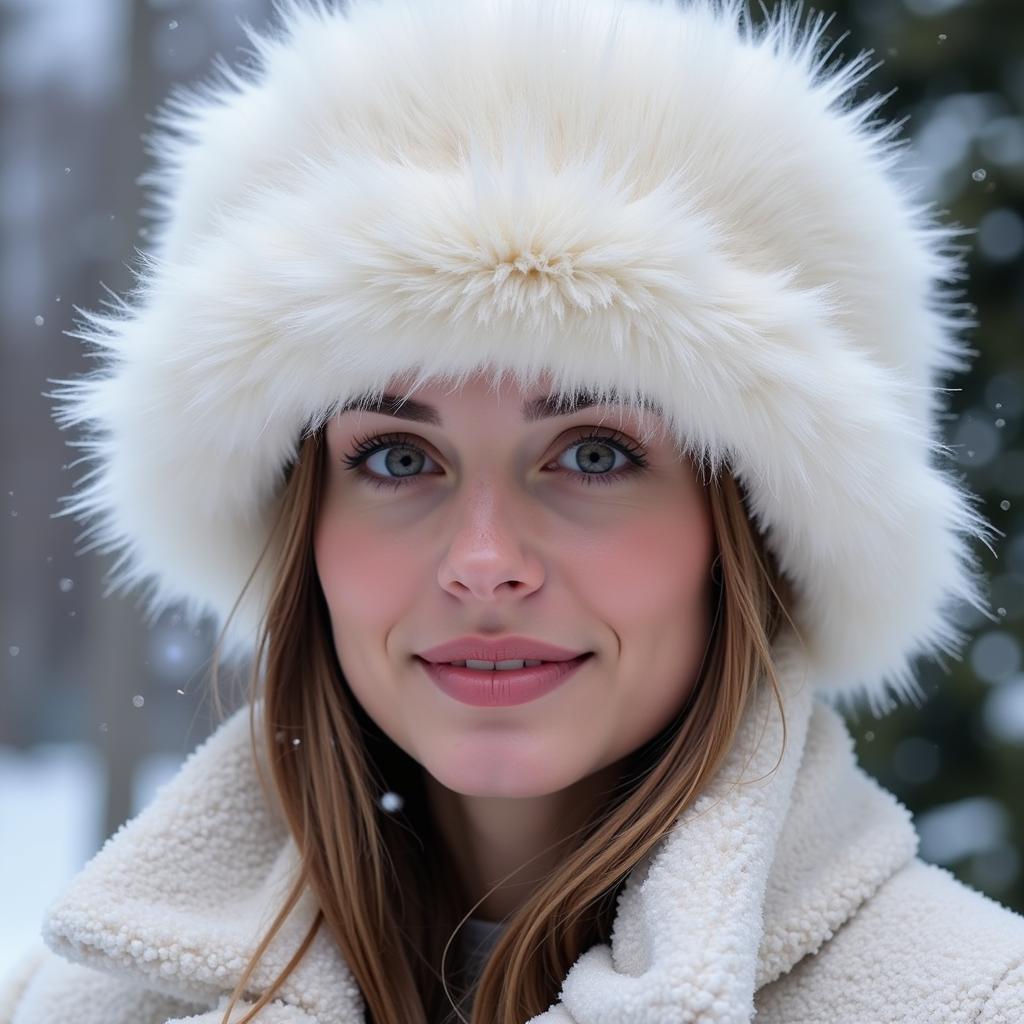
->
[417, 654, 593, 707]
[416, 634, 589, 664]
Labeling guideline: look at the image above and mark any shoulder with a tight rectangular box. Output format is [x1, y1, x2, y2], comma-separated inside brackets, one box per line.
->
[0, 944, 208, 1024]
[757, 856, 1024, 1024]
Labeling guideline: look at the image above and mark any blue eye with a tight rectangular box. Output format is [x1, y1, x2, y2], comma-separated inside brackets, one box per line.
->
[340, 429, 649, 492]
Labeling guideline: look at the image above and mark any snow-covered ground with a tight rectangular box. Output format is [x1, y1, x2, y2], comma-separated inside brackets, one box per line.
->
[0, 743, 182, 976]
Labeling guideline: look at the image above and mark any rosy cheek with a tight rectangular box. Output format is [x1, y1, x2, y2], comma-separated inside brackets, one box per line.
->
[314, 511, 417, 631]
[582, 510, 712, 614]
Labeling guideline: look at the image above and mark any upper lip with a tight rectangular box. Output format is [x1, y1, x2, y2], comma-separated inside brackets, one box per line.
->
[416, 635, 591, 664]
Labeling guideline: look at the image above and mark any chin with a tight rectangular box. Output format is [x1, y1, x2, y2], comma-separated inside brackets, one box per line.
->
[428, 756, 575, 800]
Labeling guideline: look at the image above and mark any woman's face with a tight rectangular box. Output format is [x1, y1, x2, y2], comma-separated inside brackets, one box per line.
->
[314, 370, 716, 799]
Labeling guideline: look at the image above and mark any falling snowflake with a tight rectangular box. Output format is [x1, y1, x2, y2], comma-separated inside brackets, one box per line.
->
[379, 791, 404, 813]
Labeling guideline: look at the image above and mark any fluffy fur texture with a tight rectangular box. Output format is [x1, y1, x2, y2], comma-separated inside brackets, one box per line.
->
[51, 0, 995, 713]
[4, 631, 1024, 1023]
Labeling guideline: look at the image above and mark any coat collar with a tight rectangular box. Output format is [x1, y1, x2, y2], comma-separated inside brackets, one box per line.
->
[42, 629, 919, 1023]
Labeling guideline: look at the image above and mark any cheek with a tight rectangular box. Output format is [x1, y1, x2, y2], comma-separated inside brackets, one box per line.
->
[577, 506, 715, 627]
[587, 506, 716, 762]
[313, 505, 419, 638]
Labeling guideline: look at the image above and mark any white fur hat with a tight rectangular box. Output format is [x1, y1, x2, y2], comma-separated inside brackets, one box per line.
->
[53, 0, 994, 716]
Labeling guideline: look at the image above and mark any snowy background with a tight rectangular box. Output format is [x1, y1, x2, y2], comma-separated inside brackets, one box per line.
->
[2, 0, 1023, 981]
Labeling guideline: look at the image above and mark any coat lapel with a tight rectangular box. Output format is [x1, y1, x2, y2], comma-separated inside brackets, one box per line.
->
[533, 629, 920, 1023]
[42, 628, 919, 1024]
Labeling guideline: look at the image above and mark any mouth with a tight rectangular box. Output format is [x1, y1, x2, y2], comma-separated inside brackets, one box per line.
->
[415, 635, 591, 665]
[416, 653, 594, 708]
[415, 654, 592, 669]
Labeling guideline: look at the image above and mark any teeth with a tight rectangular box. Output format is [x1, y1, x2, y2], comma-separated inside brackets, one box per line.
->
[449, 659, 544, 670]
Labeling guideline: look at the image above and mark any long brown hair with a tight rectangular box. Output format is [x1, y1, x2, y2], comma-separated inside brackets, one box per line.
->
[211, 418, 799, 1024]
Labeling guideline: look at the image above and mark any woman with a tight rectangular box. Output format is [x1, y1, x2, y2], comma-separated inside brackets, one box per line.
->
[3, 0, 1023, 1021]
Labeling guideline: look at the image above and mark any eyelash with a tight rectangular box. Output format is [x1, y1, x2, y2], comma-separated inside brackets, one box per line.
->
[340, 429, 650, 492]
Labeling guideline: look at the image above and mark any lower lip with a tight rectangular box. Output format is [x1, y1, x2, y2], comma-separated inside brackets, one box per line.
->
[417, 654, 592, 707]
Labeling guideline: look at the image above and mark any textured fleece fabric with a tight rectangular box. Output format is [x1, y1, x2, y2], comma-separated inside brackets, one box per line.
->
[2, 632, 1023, 1023]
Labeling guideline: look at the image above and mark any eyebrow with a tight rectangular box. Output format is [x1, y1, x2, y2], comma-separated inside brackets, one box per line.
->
[336, 388, 659, 425]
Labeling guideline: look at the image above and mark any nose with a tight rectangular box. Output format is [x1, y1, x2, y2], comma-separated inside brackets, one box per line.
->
[436, 474, 545, 603]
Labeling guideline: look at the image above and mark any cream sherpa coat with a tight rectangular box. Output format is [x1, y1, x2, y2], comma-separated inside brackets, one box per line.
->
[3, 632, 1023, 1024]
